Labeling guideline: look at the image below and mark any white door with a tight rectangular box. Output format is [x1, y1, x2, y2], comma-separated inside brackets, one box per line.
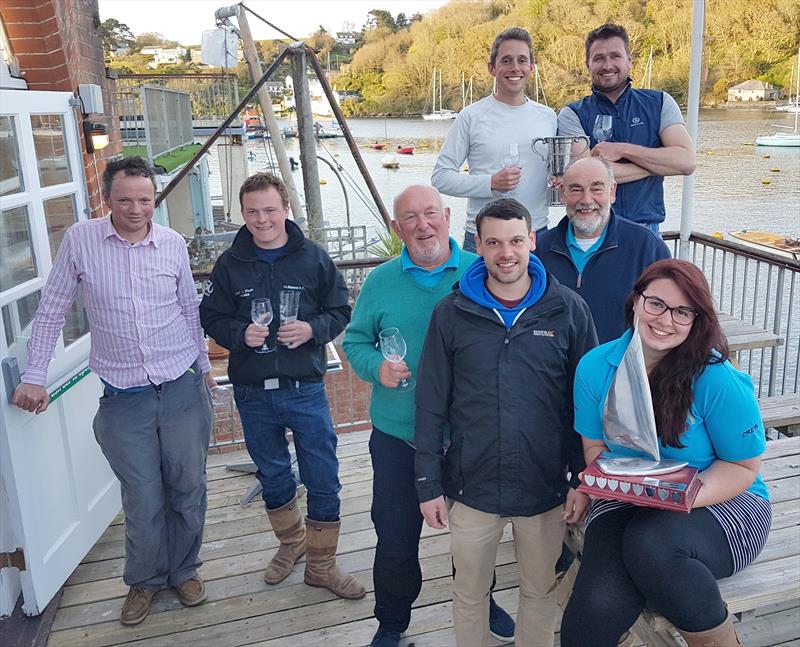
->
[0, 90, 120, 615]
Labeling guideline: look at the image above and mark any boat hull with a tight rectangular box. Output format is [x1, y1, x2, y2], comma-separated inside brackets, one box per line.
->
[755, 134, 800, 147]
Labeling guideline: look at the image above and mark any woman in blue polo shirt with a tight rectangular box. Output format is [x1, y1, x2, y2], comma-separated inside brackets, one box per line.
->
[560, 259, 770, 647]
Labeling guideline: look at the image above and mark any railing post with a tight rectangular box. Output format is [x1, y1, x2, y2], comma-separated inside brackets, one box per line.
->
[768, 267, 785, 396]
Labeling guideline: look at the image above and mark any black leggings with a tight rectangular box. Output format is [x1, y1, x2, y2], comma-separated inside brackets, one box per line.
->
[560, 505, 734, 647]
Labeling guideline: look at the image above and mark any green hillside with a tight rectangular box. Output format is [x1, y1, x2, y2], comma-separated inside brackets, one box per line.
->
[332, 0, 799, 115]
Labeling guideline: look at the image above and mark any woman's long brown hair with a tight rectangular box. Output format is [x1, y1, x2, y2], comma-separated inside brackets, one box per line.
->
[624, 259, 729, 447]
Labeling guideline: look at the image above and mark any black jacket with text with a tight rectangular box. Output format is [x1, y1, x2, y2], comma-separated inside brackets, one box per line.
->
[200, 220, 350, 385]
[414, 276, 597, 517]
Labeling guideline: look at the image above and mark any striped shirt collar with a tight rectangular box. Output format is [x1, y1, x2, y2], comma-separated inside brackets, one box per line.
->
[101, 215, 163, 248]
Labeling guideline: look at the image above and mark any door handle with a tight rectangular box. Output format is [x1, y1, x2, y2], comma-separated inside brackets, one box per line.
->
[2, 357, 21, 404]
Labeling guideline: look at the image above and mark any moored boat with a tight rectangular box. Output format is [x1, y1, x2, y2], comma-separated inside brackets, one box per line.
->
[381, 154, 399, 168]
[729, 230, 800, 259]
[396, 145, 414, 155]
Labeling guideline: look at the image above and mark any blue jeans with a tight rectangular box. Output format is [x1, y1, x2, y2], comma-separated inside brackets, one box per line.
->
[370, 428, 424, 633]
[93, 365, 212, 589]
[234, 381, 341, 521]
[464, 226, 549, 253]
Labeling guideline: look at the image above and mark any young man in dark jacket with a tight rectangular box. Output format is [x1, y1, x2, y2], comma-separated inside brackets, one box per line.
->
[415, 198, 597, 647]
[200, 172, 365, 600]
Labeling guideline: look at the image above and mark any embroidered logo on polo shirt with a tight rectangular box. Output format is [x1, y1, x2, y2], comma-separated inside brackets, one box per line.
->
[631, 116, 644, 127]
[532, 330, 556, 337]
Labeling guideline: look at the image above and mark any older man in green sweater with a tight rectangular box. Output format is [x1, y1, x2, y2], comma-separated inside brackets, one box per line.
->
[343, 185, 515, 647]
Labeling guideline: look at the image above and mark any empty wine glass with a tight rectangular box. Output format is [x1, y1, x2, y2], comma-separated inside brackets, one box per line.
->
[251, 298, 274, 354]
[593, 115, 613, 143]
[379, 327, 415, 390]
[501, 142, 520, 168]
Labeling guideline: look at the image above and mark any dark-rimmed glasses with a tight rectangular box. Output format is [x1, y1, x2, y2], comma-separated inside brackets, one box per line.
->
[639, 294, 698, 326]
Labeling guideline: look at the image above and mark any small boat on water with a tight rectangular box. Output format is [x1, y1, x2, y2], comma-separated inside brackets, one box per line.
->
[755, 132, 800, 147]
[381, 155, 400, 169]
[729, 230, 800, 260]
[757, 49, 799, 147]
[396, 145, 414, 155]
[422, 67, 458, 121]
[369, 142, 386, 150]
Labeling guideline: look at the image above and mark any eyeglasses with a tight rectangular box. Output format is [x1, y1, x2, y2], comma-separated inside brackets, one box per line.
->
[639, 294, 699, 326]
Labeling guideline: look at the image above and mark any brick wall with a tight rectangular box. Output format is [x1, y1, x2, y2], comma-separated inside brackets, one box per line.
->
[2, 0, 120, 217]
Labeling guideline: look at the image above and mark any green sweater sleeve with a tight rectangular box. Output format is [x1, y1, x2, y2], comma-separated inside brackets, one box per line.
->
[343, 274, 384, 385]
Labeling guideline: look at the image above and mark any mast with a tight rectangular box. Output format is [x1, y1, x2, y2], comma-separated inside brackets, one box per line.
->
[432, 67, 437, 113]
[438, 67, 443, 112]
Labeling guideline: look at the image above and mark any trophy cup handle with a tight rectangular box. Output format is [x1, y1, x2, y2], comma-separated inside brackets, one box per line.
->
[572, 136, 590, 156]
[531, 138, 548, 162]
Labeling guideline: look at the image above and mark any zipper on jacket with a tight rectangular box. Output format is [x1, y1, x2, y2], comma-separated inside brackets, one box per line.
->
[504, 328, 511, 345]
[576, 273, 582, 288]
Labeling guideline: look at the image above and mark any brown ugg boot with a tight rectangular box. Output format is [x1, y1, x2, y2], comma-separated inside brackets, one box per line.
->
[303, 518, 366, 599]
[677, 612, 742, 647]
[263, 496, 306, 584]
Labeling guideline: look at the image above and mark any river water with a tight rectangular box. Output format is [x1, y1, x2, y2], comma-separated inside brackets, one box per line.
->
[206, 109, 799, 240]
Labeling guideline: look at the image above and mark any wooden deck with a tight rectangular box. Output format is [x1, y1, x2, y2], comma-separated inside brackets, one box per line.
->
[46, 430, 800, 647]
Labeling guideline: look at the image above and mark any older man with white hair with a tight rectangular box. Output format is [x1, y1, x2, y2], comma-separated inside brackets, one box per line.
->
[536, 157, 670, 342]
[343, 185, 515, 647]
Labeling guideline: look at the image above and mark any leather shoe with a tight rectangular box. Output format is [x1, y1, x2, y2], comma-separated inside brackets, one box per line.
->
[175, 576, 207, 606]
[370, 627, 402, 647]
[120, 586, 155, 625]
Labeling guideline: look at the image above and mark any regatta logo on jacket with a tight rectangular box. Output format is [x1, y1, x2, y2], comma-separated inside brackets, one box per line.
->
[532, 329, 556, 337]
[234, 288, 255, 298]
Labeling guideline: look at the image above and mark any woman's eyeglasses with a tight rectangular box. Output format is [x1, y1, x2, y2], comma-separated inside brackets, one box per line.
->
[640, 294, 698, 326]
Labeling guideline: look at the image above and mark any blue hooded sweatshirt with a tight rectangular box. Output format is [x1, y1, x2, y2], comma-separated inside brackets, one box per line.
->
[459, 253, 548, 328]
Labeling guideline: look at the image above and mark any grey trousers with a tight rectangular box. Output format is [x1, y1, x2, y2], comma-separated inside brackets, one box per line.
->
[93, 367, 212, 589]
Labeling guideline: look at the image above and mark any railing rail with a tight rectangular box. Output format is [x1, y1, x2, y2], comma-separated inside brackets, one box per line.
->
[663, 231, 799, 396]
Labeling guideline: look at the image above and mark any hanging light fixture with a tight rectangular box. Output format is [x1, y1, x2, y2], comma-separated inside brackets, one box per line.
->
[84, 121, 109, 153]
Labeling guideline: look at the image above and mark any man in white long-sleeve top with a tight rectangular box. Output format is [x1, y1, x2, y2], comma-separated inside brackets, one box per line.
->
[432, 26, 556, 252]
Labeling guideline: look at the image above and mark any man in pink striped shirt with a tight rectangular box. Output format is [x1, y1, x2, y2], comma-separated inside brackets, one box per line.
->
[12, 156, 213, 626]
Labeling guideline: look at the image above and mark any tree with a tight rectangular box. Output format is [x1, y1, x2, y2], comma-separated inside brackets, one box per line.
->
[366, 10, 397, 32]
[98, 18, 134, 54]
[133, 32, 179, 52]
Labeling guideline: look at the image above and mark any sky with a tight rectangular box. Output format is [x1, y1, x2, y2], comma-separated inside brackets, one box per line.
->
[97, 0, 449, 45]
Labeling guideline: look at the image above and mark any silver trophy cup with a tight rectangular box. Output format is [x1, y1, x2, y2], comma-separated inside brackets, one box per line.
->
[531, 136, 590, 206]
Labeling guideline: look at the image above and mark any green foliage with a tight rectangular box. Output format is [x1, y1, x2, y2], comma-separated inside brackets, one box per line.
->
[99, 18, 134, 55]
[369, 226, 403, 257]
[333, 0, 800, 114]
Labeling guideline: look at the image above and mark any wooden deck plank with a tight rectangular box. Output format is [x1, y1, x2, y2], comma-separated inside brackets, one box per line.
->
[759, 394, 800, 429]
[48, 433, 800, 647]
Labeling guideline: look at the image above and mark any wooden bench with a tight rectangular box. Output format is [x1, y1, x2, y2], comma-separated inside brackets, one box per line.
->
[759, 394, 800, 436]
[566, 436, 800, 647]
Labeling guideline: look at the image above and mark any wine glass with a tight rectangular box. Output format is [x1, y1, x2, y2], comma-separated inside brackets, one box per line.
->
[251, 298, 274, 354]
[501, 142, 520, 168]
[593, 115, 613, 143]
[500, 142, 520, 196]
[379, 327, 415, 390]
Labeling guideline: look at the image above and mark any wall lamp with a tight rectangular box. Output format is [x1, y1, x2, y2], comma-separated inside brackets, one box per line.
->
[84, 121, 109, 153]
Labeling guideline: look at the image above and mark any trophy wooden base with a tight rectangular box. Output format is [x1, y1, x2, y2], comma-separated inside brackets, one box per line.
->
[578, 458, 702, 513]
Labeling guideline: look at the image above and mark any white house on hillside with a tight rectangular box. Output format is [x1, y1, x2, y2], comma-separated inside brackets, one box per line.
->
[728, 80, 781, 102]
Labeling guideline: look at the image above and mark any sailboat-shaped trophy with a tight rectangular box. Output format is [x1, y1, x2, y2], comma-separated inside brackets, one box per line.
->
[577, 322, 703, 512]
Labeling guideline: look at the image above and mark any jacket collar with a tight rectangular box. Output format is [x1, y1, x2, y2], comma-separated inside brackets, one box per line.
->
[549, 211, 620, 256]
[229, 218, 306, 262]
[590, 78, 634, 107]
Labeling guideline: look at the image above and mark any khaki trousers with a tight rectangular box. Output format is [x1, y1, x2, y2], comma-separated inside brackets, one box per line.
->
[449, 501, 566, 647]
